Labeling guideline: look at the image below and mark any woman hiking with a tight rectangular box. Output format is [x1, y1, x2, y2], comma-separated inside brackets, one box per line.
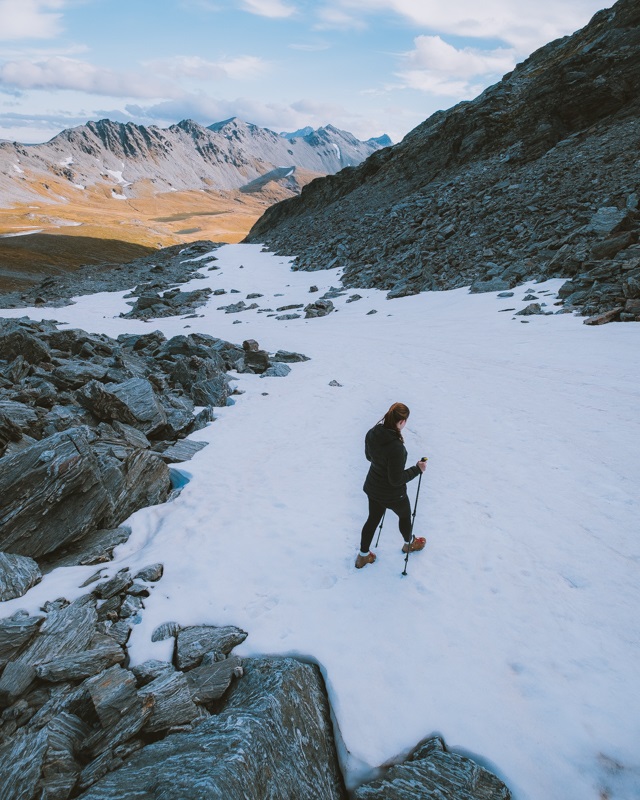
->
[356, 402, 426, 569]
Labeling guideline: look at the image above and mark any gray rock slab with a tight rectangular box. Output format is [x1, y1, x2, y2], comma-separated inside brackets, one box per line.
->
[271, 350, 310, 362]
[0, 427, 113, 558]
[0, 400, 39, 431]
[185, 655, 242, 703]
[85, 665, 139, 729]
[35, 634, 125, 682]
[39, 527, 132, 573]
[77, 657, 346, 800]
[353, 736, 511, 799]
[175, 625, 248, 670]
[0, 551, 42, 601]
[159, 439, 208, 464]
[260, 363, 291, 378]
[138, 671, 199, 733]
[0, 726, 48, 800]
[134, 563, 163, 582]
[0, 611, 43, 668]
[131, 660, 175, 687]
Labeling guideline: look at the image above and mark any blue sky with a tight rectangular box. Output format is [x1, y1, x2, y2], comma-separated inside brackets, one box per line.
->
[0, 0, 608, 144]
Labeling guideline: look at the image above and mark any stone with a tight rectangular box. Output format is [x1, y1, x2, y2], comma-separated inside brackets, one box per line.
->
[0, 328, 51, 364]
[304, 299, 335, 318]
[469, 278, 511, 293]
[260, 363, 291, 378]
[39, 527, 132, 572]
[329, 380, 343, 387]
[131, 660, 175, 687]
[515, 303, 544, 316]
[159, 439, 208, 463]
[584, 307, 623, 325]
[77, 378, 167, 437]
[0, 611, 43, 668]
[134, 563, 164, 582]
[588, 207, 630, 235]
[85, 664, 139, 729]
[185, 654, 242, 703]
[175, 625, 248, 670]
[190, 374, 230, 406]
[497, 291, 514, 298]
[353, 736, 511, 799]
[35, 634, 125, 682]
[94, 571, 133, 599]
[151, 621, 180, 642]
[276, 304, 304, 311]
[138, 671, 199, 733]
[0, 551, 42, 601]
[271, 350, 310, 363]
[0, 727, 48, 800]
[275, 313, 301, 320]
[243, 348, 270, 374]
[76, 657, 346, 800]
[346, 294, 362, 302]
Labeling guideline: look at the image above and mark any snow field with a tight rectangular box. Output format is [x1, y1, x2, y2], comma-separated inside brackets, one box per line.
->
[0, 243, 638, 799]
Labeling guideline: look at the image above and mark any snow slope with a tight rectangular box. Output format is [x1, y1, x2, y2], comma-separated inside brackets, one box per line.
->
[1, 244, 638, 800]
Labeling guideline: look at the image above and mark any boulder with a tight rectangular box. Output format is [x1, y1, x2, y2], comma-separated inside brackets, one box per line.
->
[304, 299, 335, 318]
[260, 363, 291, 378]
[175, 625, 248, 670]
[0, 551, 42, 601]
[77, 378, 167, 437]
[353, 736, 511, 799]
[76, 657, 347, 800]
[0, 611, 43, 668]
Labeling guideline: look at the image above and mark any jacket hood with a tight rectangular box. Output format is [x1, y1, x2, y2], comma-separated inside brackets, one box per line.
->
[369, 423, 400, 447]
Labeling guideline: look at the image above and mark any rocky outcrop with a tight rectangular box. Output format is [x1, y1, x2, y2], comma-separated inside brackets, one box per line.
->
[76, 656, 347, 800]
[246, 0, 640, 322]
[0, 572, 252, 800]
[354, 737, 511, 799]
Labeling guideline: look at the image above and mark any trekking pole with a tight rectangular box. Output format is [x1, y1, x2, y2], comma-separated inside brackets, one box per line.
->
[375, 511, 386, 548]
[402, 458, 427, 576]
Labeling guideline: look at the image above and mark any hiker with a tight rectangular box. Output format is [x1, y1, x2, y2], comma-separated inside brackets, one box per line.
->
[356, 402, 426, 569]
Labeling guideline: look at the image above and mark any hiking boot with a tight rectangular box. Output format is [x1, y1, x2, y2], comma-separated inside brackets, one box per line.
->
[355, 551, 377, 569]
[402, 536, 426, 554]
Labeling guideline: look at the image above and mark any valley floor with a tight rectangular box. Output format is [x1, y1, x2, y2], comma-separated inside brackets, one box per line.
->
[1, 244, 638, 800]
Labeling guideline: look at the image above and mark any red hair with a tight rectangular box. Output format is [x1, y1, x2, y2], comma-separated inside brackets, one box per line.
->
[381, 402, 410, 441]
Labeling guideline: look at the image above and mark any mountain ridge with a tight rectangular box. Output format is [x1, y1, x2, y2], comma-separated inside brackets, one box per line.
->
[246, 0, 640, 321]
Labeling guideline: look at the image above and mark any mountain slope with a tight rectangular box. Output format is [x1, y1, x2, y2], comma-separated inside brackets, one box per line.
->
[246, 0, 640, 320]
[0, 117, 386, 206]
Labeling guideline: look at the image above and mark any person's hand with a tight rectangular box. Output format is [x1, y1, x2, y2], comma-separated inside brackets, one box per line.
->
[417, 458, 427, 473]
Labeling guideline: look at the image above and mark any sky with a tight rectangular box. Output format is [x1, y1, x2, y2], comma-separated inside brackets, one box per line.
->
[0, 0, 609, 145]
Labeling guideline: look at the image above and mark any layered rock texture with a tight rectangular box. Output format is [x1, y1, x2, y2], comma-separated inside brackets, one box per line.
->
[247, 0, 640, 322]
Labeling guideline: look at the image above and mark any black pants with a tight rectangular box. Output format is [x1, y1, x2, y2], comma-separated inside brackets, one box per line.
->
[360, 494, 412, 553]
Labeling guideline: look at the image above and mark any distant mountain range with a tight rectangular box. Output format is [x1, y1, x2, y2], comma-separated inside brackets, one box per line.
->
[0, 117, 390, 206]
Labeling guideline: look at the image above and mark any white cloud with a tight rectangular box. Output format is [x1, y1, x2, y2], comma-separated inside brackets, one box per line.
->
[0, 57, 180, 98]
[147, 55, 268, 81]
[0, 0, 67, 41]
[239, 0, 296, 19]
[316, 0, 606, 52]
[393, 35, 515, 98]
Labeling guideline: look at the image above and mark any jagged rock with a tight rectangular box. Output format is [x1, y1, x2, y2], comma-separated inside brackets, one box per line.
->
[77, 378, 167, 436]
[134, 563, 164, 582]
[0, 596, 97, 703]
[242, 346, 270, 373]
[0, 726, 48, 800]
[0, 611, 43, 668]
[0, 425, 170, 558]
[102, 621, 131, 647]
[584, 307, 623, 325]
[151, 621, 180, 642]
[175, 625, 248, 670]
[353, 736, 511, 799]
[82, 690, 154, 759]
[94, 571, 133, 600]
[185, 654, 242, 703]
[0, 400, 40, 433]
[276, 303, 304, 311]
[469, 278, 511, 294]
[138, 671, 199, 733]
[0, 327, 51, 364]
[260, 363, 291, 378]
[76, 657, 346, 800]
[276, 313, 301, 320]
[35, 634, 125, 682]
[271, 350, 310, 363]
[40, 527, 132, 572]
[304, 299, 334, 318]
[51, 362, 109, 390]
[131, 660, 175, 687]
[190, 374, 230, 406]
[0, 551, 42, 601]
[85, 665, 139, 729]
[159, 439, 208, 463]
[515, 303, 544, 316]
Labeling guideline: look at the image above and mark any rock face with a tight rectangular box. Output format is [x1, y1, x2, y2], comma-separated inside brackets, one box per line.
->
[0, 552, 41, 601]
[0, 316, 249, 568]
[246, 0, 640, 322]
[77, 657, 347, 800]
[353, 737, 511, 799]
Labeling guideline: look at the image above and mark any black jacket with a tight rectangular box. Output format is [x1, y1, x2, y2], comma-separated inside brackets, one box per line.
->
[363, 423, 420, 503]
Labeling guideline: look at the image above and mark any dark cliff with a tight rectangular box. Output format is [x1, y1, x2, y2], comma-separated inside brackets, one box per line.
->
[246, 0, 640, 319]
